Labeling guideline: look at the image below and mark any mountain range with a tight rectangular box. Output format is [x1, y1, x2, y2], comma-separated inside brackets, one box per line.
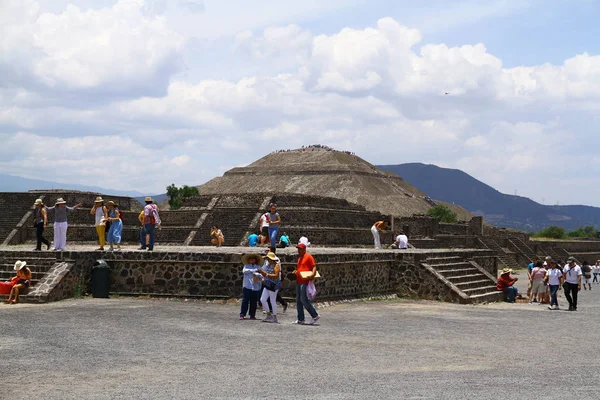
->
[377, 163, 600, 232]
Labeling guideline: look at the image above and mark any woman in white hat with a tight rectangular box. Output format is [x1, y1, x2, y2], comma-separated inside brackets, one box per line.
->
[90, 196, 108, 251]
[257, 252, 281, 323]
[33, 199, 50, 250]
[5, 260, 32, 304]
[46, 198, 83, 251]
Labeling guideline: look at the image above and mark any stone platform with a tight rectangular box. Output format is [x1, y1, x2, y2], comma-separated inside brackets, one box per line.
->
[0, 244, 500, 304]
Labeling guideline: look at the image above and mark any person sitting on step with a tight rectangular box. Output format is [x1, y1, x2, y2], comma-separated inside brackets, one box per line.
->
[5, 261, 32, 305]
[497, 268, 519, 303]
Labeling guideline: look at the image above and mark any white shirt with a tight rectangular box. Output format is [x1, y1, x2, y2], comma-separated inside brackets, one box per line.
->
[545, 268, 563, 286]
[593, 265, 600, 273]
[94, 206, 105, 226]
[260, 214, 269, 228]
[395, 235, 408, 249]
[563, 264, 582, 284]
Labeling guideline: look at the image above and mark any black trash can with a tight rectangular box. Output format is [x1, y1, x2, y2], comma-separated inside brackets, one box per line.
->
[91, 260, 110, 298]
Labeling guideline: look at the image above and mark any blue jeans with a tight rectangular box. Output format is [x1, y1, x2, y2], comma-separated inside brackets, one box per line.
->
[549, 285, 560, 306]
[268, 226, 279, 247]
[296, 284, 318, 322]
[503, 286, 518, 302]
[139, 226, 147, 248]
[144, 224, 156, 250]
[240, 288, 260, 318]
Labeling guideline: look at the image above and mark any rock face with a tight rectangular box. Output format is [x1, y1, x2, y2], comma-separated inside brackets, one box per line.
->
[198, 147, 471, 219]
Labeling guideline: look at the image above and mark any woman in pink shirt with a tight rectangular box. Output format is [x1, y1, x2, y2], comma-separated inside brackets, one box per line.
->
[529, 261, 547, 304]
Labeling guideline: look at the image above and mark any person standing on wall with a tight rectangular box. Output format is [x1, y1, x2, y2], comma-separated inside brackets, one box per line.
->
[292, 243, 320, 325]
[371, 219, 389, 249]
[267, 203, 281, 248]
[33, 199, 50, 251]
[46, 198, 83, 251]
[106, 201, 123, 252]
[90, 196, 108, 251]
[143, 197, 161, 251]
[563, 257, 582, 311]
[137, 208, 148, 250]
[259, 212, 269, 246]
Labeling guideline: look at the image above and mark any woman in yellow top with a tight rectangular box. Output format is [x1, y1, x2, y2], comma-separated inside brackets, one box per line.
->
[371, 220, 389, 249]
[6, 260, 32, 304]
[210, 225, 225, 247]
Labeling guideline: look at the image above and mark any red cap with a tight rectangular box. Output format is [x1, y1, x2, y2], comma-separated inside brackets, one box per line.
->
[296, 243, 307, 249]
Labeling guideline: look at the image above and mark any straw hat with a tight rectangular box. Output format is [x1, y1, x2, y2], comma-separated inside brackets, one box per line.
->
[14, 260, 27, 271]
[106, 201, 115, 207]
[500, 268, 512, 275]
[144, 196, 153, 202]
[263, 252, 278, 261]
[94, 196, 104, 203]
[241, 253, 262, 265]
[55, 198, 66, 204]
[34, 199, 43, 206]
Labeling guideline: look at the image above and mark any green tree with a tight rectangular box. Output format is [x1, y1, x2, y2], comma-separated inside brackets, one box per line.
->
[166, 184, 199, 210]
[427, 205, 458, 223]
[534, 226, 566, 239]
[566, 225, 598, 238]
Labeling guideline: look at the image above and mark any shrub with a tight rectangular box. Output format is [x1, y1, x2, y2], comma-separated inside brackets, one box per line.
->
[166, 184, 200, 210]
[534, 226, 566, 239]
[427, 205, 458, 223]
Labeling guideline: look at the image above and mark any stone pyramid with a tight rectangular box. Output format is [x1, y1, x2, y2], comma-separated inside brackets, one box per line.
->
[197, 146, 471, 219]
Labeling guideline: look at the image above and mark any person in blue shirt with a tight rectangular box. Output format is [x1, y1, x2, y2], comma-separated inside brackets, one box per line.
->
[277, 232, 291, 248]
[247, 231, 259, 247]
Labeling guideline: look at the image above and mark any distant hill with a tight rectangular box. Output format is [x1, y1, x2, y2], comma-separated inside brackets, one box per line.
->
[0, 173, 150, 198]
[377, 163, 600, 231]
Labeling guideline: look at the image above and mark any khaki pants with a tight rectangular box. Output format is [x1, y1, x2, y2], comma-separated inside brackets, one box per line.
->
[95, 225, 106, 247]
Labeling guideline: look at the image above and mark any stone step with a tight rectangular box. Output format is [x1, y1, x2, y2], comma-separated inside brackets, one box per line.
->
[461, 285, 499, 297]
[436, 267, 481, 277]
[446, 274, 490, 284]
[0, 271, 46, 280]
[468, 291, 503, 303]
[430, 261, 473, 270]
[425, 256, 462, 265]
[453, 279, 494, 289]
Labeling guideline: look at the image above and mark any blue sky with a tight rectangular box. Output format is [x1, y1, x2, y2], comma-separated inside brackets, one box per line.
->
[1, 0, 600, 206]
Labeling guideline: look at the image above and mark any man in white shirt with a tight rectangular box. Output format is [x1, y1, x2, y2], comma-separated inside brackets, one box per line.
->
[391, 231, 408, 249]
[563, 257, 582, 311]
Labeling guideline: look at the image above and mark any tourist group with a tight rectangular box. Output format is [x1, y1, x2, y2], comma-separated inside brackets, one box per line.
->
[497, 256, 596, 311]
[371, 219, 409, 250]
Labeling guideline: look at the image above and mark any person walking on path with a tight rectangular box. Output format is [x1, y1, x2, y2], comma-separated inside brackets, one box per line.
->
[260, 247, 288, 314]
[90, 197, 108, 251]
[527, 256, 539, 299]
[106, 201, 123, 252]
[563, 257, 582, 311]
[239, 253, 262, 320]
[497, 268, 519, 303]
[581, 261, 593, 290]
[292, 243, 320, 325]
[33, 199, 50, 251]
[46, 198, 83, 251]
[266, 203, 281, 248]
[257, 251, 281, 323]
[529, 260, 547, 304]
[137, 209, 147, 250]
[371, 220, 389, 249]
[545, 260, 564, 310]
[593, 261, 600, 284]
[143, 197, 161, 251]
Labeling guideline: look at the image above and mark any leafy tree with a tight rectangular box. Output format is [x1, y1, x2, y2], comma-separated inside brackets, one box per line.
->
[166, 184, 199, 210]
[566, 226, 599, 238]
[534, 226, 566, 239]
[427, 205, 458, 223]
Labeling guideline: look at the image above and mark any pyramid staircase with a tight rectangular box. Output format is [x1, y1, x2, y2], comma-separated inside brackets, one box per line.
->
[479, 237, 521, 270]
[422, 255, 502, 304]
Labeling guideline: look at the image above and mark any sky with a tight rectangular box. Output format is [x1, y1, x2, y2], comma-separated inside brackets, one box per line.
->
[1, 0, 600, 206]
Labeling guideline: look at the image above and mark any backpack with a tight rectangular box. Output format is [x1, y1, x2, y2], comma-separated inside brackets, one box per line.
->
[118, 209, 124, 222]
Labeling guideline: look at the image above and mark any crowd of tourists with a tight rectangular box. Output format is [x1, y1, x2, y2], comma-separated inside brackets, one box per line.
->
[32, 196, 162, 252]
[239, 243, 320, 325]
[497, 255, 594, 311]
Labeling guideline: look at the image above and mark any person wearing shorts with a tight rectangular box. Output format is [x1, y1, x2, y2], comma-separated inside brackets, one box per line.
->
[529, 260, 546, 304]
[259, 212, 269, 246]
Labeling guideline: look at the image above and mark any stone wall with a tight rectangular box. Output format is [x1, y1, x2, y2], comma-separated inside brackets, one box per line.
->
[438, 223, 469, 236]
[535, 240, 600, 253]
[392, 215, 438, 238]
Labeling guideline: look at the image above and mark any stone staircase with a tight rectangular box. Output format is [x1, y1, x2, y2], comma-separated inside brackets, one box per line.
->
[423, 255, 501, 303]
[0, 252, 58, 303]
[191, 208, 259, 246]
[479, 237, 521, 270]
[0, 193, 39, 245]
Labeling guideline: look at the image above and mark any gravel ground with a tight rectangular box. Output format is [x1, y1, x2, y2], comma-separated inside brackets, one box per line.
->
[2, 281, 600, 400]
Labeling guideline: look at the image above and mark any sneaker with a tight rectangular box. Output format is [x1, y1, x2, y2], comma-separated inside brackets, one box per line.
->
[262, 315, 273, 323]
[271, 316, 278, 324]
[548, 305, 554, 310]
[249, 316, 257, 320]
[138, 246, 146, 250]
[292, 320, 305, 325]
[282, 303, 288, 313]
[532, 299, 538, 303]
[114, 248, 122, 252]
[107, 248, 114, 252]
[309, 315, 320, 325]
[262, 310, 267, 314]
[147, 248, 153, 252]
[239, 316, 245, 320]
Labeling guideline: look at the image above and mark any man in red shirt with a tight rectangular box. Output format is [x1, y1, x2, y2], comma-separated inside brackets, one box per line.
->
[292, 243, 320, 325]
[497, 268, 519, 303]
